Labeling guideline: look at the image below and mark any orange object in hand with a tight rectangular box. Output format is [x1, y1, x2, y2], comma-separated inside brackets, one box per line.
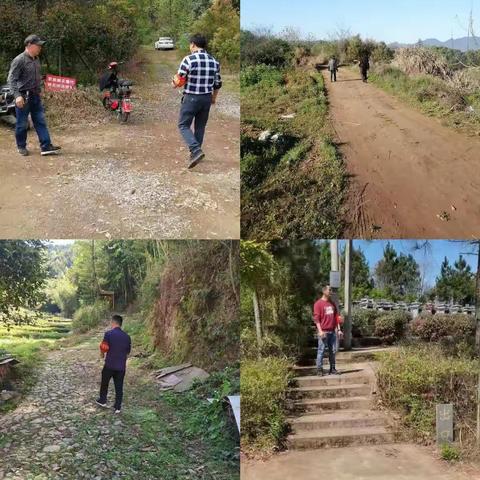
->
[172, 74, 187, 88]
[100, 340, 109, 353]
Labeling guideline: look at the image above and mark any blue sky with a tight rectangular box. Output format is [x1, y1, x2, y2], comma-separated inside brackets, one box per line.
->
[241, 0, 480, 44]
[337, 240, 478, 287]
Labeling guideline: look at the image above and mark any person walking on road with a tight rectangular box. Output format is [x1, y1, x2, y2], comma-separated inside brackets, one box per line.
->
[328, 56, 339, 82]
[96, 314, 131, 414]
[8, 34, 61, 157]
[173, 33, 222, 169]
[359, 53, 370, 83]
[313, 285, 343, 376]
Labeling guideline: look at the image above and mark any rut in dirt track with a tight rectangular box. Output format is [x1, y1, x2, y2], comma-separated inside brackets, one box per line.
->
[324, 67, 480, 239]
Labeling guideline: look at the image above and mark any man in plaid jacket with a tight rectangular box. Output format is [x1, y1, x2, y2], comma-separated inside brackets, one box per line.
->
[174, 33, 222, 169]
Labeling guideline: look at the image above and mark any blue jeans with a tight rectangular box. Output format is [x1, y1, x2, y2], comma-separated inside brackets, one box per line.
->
[15, 94, 51, 150]
[178, 93, 212, 154]
[316, 331, 336, 370]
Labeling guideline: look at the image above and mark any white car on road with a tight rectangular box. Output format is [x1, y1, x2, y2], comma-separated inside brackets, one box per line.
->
[155, 37, 175, 50]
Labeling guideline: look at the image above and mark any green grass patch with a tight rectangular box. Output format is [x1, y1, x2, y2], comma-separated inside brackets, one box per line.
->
[59, 376, 239, 479]
[0, 316, 72, 411]
[376, 344, 479, 444]
[441, 443, 461, 462]
[241, 356, 292, 455]
[72, 300, 110, 333]
[241, 66, 346, 239]
[369, 66, 480, 133]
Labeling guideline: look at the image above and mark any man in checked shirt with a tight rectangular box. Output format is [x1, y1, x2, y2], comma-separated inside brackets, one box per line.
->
[174, 33, 222, 169]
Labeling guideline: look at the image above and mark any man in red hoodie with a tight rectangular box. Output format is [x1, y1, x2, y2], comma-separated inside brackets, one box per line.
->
[313, 285, 343, 376]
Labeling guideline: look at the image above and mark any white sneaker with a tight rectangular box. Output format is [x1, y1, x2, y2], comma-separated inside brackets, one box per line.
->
[114, 409, 121, 414]
[95, 400, 108, 408]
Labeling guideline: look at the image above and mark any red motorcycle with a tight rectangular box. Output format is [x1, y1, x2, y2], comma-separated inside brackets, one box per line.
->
[100, 62, 134, 123]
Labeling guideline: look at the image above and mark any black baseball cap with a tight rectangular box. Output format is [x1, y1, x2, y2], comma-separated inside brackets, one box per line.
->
[24, 34, 46, 46]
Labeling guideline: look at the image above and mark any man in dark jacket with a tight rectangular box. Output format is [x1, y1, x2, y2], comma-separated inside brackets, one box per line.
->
[96, 314, 131, 413]
[359, 54, 370, 83]
[328, 56, 338, 82]
[8, 34, 61, 156]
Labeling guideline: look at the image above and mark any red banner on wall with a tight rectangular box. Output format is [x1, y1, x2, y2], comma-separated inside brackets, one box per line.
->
[45, 74, 77, 92]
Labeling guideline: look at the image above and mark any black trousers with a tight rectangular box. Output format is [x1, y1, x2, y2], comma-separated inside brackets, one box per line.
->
[330, 70, 337, 82]
[99, 367, 125, 410]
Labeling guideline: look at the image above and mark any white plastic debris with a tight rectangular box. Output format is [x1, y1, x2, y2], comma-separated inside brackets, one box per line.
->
[258, 130, 272, 142]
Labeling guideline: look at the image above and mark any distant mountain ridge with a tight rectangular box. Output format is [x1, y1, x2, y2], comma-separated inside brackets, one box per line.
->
[389, 36, 480, 52]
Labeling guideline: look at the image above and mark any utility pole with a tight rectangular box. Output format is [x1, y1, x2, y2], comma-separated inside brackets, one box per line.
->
[330, 240, 341, 351]
[330, 239, 340, 306]
[344, 240, 353, 350]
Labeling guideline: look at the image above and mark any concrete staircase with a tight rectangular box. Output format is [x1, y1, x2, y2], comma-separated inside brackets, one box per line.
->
[287, 347, 396, 450]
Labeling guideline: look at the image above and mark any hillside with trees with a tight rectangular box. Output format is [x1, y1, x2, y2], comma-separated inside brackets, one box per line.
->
[0, 0, 240, 84]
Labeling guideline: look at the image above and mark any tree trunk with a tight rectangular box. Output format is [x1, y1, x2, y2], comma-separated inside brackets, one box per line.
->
[36, 0, 47, 18]
[252, 289, 262, 348]
[272, 296, 279, 326]
[91, 240, 100, 301]
[228, 242, 239, 305]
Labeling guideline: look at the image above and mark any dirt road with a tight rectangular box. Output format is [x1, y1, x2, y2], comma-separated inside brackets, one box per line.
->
[324, 67, 480, 239]
[242, 444, 478, 480]
[0, 49, 239, 239]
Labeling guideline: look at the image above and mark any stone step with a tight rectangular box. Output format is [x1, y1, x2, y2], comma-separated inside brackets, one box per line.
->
[300, 346, 389, 362]
[293, 363, 369, 375]
[294, 396, 372, 413]
[289, 410, 388, 432]
[306, 337, 384, 348]
[287, 425, 394, 450]
[293, 371, 370, 388]
[290, 383, 371, 400]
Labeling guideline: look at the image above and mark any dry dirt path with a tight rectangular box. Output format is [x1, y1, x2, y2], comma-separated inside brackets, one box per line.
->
[0, 49, 239, 239]
[323, 67, 480, 239]
[241, 444, 478, 480]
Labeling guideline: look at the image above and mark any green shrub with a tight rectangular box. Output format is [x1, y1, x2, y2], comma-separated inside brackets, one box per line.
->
[48, 277, 78, 318]
[410, 314, 475, 342]
[241, 328, 289, 360]
[241, 65, 284, 88]
[191, 0, 240, 71]
[374, 311, 410, 344]
[241, 357, 292, 452]
[137, 259, 166, 316]
[351, 309, 380, 337]
[376, 345, 479, 442]
[440, 443, 461, 462]
[241, 32, 294, 68]
[72, 300, 109, 333]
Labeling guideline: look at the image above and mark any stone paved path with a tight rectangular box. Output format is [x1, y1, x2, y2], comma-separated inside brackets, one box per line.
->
[0, 333, 230, 480]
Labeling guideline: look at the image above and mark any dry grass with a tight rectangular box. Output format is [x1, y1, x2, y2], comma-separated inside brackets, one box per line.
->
[43, 86, 110, 129]
[393, 47, 452, 79]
